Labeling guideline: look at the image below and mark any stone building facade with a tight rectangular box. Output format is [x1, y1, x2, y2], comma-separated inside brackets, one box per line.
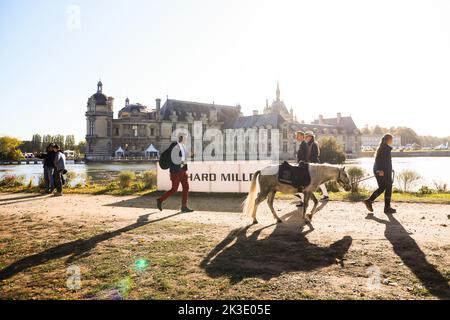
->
[85, 81, 361, 161]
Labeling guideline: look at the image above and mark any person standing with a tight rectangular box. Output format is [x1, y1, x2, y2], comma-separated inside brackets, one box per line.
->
[295, 131, 308, 207]
[305, 131, 329, 201]
[363, 134, 397, 214]
[157, 135, 194, 213]
[53, 144, 66, 197]
[296, 131, 307, 163]
[36, 143, 56, 194]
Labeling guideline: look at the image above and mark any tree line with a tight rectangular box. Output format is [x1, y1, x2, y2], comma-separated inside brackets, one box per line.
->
[0, 134, 87, 161]
[21, 134, 85, 153]
[361, 125, 449, 147]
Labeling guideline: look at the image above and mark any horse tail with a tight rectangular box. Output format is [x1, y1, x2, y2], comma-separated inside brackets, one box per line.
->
[242, 170, 261, 217]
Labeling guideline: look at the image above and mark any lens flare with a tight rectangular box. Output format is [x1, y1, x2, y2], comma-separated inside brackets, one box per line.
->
[134, 259, 149, 272]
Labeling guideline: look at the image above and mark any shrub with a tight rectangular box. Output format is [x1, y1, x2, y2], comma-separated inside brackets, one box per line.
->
[0, 136, 24, 160]
[396, 169, 421, 192]
[0, 174, 25, 187]
[433, 181, 448, 193]
[418, 185, 433, 195]
[344, 191, 367, 202]
[318, 136, 346, 164]
[118, 171, 136, 188]
[82, 174, 93, 187]
[142, 170, 157, 189]
[325, 180, 340, 192]
[38, 175, 45, 188]
[347, 166, 366, 193]
[132, 181, 145, 191]
[106, 181, 119, 190]
[392, 186, 402, 194]
[65, 171, 78, 186]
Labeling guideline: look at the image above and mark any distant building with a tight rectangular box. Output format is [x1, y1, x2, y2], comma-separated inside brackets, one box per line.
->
[85, 81, 361, 161]
[361, 134, 402, 149]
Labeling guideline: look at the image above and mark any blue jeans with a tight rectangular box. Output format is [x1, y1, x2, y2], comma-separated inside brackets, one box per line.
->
[44, 166, 54, 191]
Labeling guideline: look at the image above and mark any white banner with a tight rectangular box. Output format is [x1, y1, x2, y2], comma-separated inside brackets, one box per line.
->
[157, 161, 272, 193]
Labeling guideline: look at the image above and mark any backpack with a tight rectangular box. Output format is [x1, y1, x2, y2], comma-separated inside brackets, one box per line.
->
[159, 142, 177, 170]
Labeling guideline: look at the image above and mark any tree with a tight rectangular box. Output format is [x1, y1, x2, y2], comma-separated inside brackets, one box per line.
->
[318, 136, 346, 164]
[372, 125, 385, 135]
[392, 127, 420, 145]
[75, 140, 87, 155]
[0, 136, 24, 160]
[53, 135, 65, 149]
[19, 141, 33, 153]
[31, 134, 42, 152]
[347, 166, 366, 193]
[42, 135, 53, 150]
[65, 135, 75, 150]
[361, 125, 371, 135]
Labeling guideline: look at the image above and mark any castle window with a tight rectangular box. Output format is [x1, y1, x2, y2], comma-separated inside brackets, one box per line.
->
[89, 120, 95, 136]
[283, 129, 288, 139]
[107, 121, 112, 137]
[283, 141, 288, 153]
[114, 128, 119, 136]
[172, 122, 176, 133]
[132, 125, 138, 137]
[150, 128, 155, 136]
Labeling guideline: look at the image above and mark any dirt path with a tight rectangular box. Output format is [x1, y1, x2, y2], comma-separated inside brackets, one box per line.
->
[0, 192, 449, 299]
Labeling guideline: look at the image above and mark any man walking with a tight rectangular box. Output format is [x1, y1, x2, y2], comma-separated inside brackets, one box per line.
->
[157, 135, 194, 213]
[305, 132, 329, 201]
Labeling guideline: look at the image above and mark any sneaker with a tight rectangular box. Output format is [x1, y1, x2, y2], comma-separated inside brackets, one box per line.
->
[321, 196, 330, 201]
[181, 207, 194, 213]
[296, 201, 304, 208]
[363, 199, 374, 212]
[384, 207, 397, 214]
[156, 199, 163, 212]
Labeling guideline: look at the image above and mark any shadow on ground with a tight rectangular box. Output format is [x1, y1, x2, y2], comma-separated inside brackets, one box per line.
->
[0, 212, 179, 281]
[105, 192, 246, 213]
[366, 213, 450, 300]
[0, 193, 50, 206]
[200, 210, 353, 284]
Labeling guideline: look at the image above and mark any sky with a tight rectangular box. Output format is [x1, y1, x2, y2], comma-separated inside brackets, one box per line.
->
[1, 0, 450, 143]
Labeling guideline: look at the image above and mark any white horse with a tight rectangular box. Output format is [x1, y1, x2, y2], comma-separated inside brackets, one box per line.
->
[243, 163, 352, 225]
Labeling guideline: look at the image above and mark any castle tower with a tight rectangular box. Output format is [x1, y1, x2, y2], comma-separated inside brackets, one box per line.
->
[276, 81, 281, 102]
[267, 81, 292, 121]
[85, 81, 114, 161]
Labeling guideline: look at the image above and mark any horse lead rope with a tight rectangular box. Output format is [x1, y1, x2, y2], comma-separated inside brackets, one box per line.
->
[353, 170, 395, 184]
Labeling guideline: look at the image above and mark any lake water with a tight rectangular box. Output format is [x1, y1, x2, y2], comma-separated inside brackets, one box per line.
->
[0, 162, 157, 186]
[347, 157, 450, 191]
[0, 157, 449, 191]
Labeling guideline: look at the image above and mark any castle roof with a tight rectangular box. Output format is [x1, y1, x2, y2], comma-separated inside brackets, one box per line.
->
[160, 99, 240, 122]
[311, 116, 359, 133]
[119, 103, 150, 115]
[225, 113, 287, 129]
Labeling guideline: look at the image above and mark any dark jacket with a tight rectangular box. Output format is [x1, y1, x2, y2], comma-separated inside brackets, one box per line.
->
[306, 140, 320, 164]
[373, 143, 393, 176]
[297, 140, 308, 163]
[37, 151, 56, 168]
[159, 142, 187, 173]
